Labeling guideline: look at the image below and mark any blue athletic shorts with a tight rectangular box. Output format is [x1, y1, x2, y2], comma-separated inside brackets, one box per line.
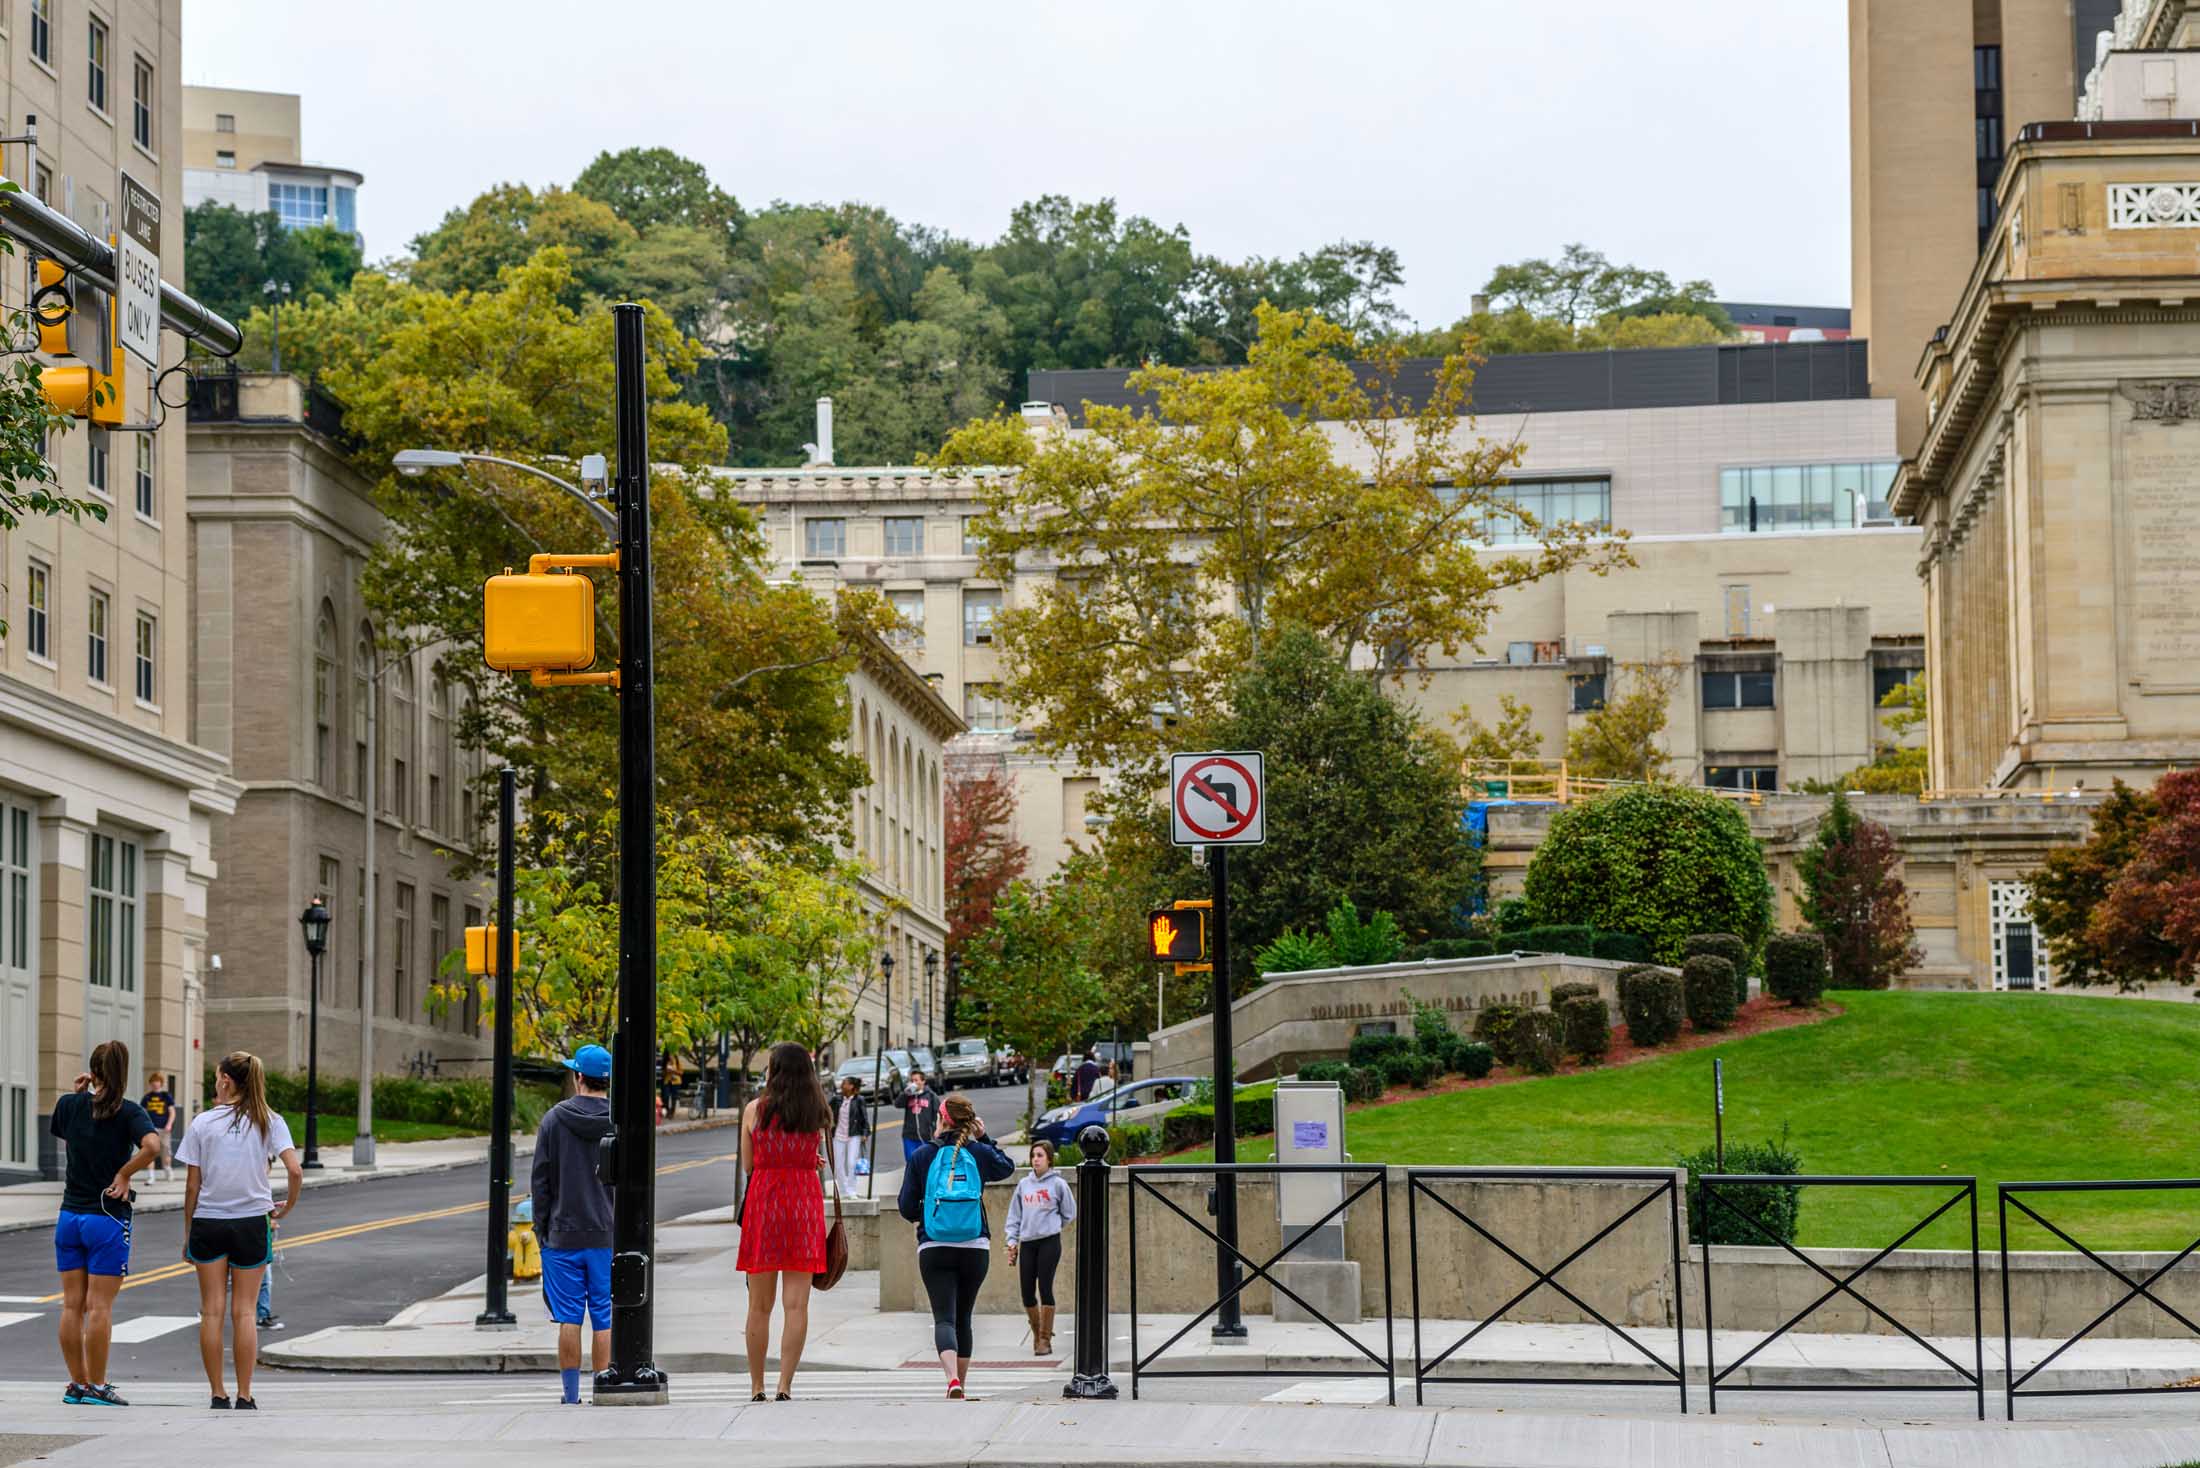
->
[54, 1210, 131, 1277]
[540, 1246, 611, 1329]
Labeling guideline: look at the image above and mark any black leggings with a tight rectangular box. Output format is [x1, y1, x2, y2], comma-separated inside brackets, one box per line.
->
[918, 1246, 989, 1358]
[1017, 1234, 1062, 1307]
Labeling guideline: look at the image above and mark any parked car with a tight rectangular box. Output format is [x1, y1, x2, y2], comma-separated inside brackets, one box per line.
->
[835, 1054, 904, 1102]
[1029, 1076, 1202, 1148]
[994, 1047, 1030, 1085]
[1092, 1041, 1136, 1082]
[908, 1046, 940, 1083]
[938, 1036, 997, 1088]
[1049, 1053, 1081, 1090]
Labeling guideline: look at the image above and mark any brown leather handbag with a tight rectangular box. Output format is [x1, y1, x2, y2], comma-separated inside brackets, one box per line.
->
[814, 1143, 849, 1290]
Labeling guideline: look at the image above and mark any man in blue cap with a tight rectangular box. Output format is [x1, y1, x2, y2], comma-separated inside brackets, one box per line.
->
[531, 1043, 615, 1404]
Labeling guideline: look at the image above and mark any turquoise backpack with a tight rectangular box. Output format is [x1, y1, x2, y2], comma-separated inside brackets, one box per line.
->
[924, 1141, 985, 1243]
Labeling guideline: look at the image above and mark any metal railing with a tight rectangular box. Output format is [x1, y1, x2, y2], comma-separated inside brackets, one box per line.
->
[1126, 1162, 1394, 1402]
[2000, 1179, 2200, 1419]
[1699, 1173, 1984, 1419]
[1407, 1167, 1688, 1410]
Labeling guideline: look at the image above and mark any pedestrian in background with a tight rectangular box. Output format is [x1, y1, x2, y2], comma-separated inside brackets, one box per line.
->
[898, 1068, 939, 1166]
[1070, 1049, 1099, 1102]
[1090, 1061, 1118, 1100]
[899, 1092, 1013, 1399]
[1006, 1139, 1074, 1357]
[737, 1041, 830, 1402]
[530, 1043, 616, 1405]
[179, 1051, 300, 1410]
[829, 1075, 869, 1198]
[139, 1071, 175, 1182]
[51, 1040, 159, 1408]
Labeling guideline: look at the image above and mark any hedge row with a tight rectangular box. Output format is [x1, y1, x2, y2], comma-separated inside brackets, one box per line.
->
[1398, 929, 1652, 966]
[241, 1070, 560, 1133]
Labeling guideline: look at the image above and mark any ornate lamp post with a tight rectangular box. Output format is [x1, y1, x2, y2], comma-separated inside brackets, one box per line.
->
[923, 949, 940, 1046]
[297, 897, 331, 1169]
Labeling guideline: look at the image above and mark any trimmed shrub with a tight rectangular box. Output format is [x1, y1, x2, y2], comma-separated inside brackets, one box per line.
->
[1617, 965, 1684, 1047]
[1382, 1050, 1443, 1089]
[1764, 932, 1829, 1007]
[1347, 1031, 1414, 1068]
[1472, 1003, 1525, 1065]
[1233, 1092, 1275, 1137]
[1509, 1009, 1565, 1075]
[1297, 1060, 1354, 1087]
[1591, 931, 1653, 965]
[1556, 994, 1611, 1061]
[1521, 785, 1773, 964]
[1680, 1129, 1804, 1246]
[258, 1071, 557, 1133]
[1507, 924, 1599, 958]
[1686, 933, 1752, 1007]
[1408, 995, 1456, 1057]
[1162, 1109, 1216, 1151]
[1342, 1065, 1386, 1103]
[1107, 1122, 1158, 1164]
[1448, 1039, 1496, 1080]
[1402, 936, 1498, 963]
[1683, 954, 1739, 1031]
[1548, 981, 1599, 1009]
[1256, 928, 1336, 976]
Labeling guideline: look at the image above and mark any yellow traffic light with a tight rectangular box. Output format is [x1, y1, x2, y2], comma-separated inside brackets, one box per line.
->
[34, 257, 122, 425]
[483, 563, 600, 672]
[464, 924, 511, 977]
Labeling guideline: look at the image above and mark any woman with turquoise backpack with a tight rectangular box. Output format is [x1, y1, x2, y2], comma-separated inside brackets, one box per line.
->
[896, 1091, 1013, 1399]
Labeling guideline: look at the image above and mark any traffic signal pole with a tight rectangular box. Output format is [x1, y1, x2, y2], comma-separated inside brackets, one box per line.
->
[597, 302, 668, 1404]
[1210, 845, 1245, 1339]
[476, 767, 518, 1329]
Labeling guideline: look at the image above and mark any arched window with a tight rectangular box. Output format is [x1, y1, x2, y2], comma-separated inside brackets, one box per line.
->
[391, 658, 417, 822]
[313, 604, 337, 787]
[887, 728, 901, 883]
[428, 675, 451, 833]
[353, 624, 374, 800]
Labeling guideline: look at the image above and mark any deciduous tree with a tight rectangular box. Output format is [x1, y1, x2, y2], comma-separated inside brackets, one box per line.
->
[1456, 693, 1544, 769]
[957, 873, 1110, 1123]
[2086, 770, 2200, 985]
[2029, 780, 2167, 987]
[944, 754, 1029, 1020]
[1798, 792, 1921, 989]
[1565, 661, 1680, 783]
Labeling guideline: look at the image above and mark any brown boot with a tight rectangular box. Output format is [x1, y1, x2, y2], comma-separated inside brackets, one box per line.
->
[1039, 1306, 1056, 1356]
[1025, 1306, 1044, 1355]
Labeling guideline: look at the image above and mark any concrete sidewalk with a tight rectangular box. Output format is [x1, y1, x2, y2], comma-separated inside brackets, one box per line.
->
[16, 1391, 2200, 1467]
[0, 1113, 737, 1234]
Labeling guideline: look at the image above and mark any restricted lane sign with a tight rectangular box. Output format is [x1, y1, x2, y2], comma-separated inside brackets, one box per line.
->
[1170, 750, 1265, 847]
[116, 172, 161, 368]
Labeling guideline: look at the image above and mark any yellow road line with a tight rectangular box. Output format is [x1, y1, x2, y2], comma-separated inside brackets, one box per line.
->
[37, 1149, 737, 1301]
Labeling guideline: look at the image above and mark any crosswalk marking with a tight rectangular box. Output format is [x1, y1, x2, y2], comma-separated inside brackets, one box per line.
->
[0, 1294, 50, 1304]
[107, 1314, 197, 1343]
[442, 1371, 982, 1406]
[0, 1311, 38, 1331]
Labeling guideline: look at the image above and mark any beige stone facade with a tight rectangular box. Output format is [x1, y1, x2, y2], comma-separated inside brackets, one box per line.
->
[0, 0, 237, 1179]
[187, 374, 489, 1081]
[1894, 124, 2200, 791]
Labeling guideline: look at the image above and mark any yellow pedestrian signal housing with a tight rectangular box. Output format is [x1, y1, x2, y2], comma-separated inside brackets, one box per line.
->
[1148, 907, 1205, 962]
[482, 551, 620, 687]
[465, 924, 511, 977]
[34, 258, 122, 425]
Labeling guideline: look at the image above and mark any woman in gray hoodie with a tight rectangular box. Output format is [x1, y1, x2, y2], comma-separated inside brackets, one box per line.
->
[1004, 1140, 1076, 1356]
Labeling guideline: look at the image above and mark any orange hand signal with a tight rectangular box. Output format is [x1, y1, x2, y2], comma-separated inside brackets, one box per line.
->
[1150, 915, 1180, 957]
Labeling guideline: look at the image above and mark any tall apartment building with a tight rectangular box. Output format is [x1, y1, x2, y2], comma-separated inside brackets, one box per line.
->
[180, 85, 361, 245]
[1850, 0, 2124, 454]
[0, 0, 233, 1181]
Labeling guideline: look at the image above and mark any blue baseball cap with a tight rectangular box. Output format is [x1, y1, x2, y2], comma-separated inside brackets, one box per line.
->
[561, 1044, 612, 1080]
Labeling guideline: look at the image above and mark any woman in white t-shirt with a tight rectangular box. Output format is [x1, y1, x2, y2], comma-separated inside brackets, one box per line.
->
[177, 1052, 301, 1410]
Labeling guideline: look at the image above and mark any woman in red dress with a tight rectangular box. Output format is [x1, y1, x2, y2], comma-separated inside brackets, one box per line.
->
[737, 1041, 830, 1401]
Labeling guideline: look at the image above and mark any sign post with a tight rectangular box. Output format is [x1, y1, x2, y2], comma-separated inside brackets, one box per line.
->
[115, 173, 160, 369]
[1170, 751, 1264, 1341]
[1713, 1058, 1726, 1173]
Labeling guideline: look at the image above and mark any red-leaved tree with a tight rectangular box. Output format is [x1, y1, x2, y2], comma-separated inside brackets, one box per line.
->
[944, 755, 1028, 1025]
[1797, 791, 1922, 989]
[2089, 769, 2200, 984]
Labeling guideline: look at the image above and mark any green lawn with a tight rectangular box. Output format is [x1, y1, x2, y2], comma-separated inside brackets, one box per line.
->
[277, 1111, 479, 1148]
[1170, 990, 2200, 1250]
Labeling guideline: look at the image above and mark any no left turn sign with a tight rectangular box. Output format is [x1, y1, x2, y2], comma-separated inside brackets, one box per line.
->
[1171, 751, 1265, 847]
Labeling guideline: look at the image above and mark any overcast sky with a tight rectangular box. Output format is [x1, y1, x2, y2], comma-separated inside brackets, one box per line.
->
[183, 0, 1850, 328]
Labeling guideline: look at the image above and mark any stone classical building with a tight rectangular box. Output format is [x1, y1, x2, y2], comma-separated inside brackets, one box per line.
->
[187, 372, 489, 1080]
[0, 0, 237, 1181]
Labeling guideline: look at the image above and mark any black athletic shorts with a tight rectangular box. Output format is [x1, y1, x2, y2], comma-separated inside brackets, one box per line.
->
[186, 1214, 272, 1269]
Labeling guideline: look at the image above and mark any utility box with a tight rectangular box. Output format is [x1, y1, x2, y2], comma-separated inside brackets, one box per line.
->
[483, 571, 596, 671]
[1274, 1078, 1358, 1325]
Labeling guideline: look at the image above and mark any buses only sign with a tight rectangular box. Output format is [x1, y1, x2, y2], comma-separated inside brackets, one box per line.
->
[116, 173, 161, 368]
[1170, 751, 1265, 847]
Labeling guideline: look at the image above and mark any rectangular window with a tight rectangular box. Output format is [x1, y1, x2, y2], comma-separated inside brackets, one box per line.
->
[393, 883, 414, 1020]
[131, 56, 151, 150]
[1704, 765, 1779, 792]
[461, 904, 484, 1030]
[1569, 672, 1605, 713]
[87, 429, 108, 496]
[962, 588, 1001, 646]
[1873, 666, 1920, 704]
[317, 856, 340, 998]
[133, 612, 154, 703]
[1720, 462, 1904, 533]
[962, 683, 1010, 732]
[133, 434, 153, 519]
[86, 833, 138, 993]
[267, 182, 331, 231]
[803, 517, 845, 559]
[961, 516, 983, 557]
[1702, 670, 1774, 710]
[28, 0, 48, 64]
[428, 894, 450, 1031]
[86, 590, 108, 684]
[883, 516, 923, 557]
[887, 588, 925, 647]
[86, 17, 107, 113]
[25, 561, 47, 659]
[33, 162, 51, 204]
[332, 185, 356, 236]
[1475, 478, 1612, 546]
[215, 150, 235, 169]
[1724, 585, 1751, 639]
[215, 112, 235, 133]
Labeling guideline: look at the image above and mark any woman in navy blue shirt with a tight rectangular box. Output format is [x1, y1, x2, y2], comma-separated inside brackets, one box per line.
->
[51, 1041, 159, 1407]
[897, 1093, 1013, 1399]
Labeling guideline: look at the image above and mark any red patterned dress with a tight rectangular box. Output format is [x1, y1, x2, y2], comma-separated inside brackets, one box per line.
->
[737, 1117, 827, 1275]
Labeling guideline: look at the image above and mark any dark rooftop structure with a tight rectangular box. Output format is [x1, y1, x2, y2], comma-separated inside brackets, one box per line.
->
[1027, 338, 1871, 427]
[1717, 302, 1853, 332]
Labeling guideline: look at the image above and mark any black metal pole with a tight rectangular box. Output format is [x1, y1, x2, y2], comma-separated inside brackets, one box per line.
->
[867, 963, 888, 1200]
[1713, 1058, 1725, 1173]
[476, 767, 518, 1328]
[598, 302, 667, 1403]
[302, 951, 321, 1169]
[1210, 845, 1244, 1340]
[1064, 1124, 1118, 1399]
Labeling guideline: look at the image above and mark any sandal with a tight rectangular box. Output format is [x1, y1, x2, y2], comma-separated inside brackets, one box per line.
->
[774, 1391, 792, 1402]
[750, 1392, 767, 1402]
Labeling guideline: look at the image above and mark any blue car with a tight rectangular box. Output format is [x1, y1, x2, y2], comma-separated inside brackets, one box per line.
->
[1030, 1075, 1202, 1148]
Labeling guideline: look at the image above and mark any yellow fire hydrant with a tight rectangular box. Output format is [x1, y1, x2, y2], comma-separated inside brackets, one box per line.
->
[509, 1198, 541, 1281]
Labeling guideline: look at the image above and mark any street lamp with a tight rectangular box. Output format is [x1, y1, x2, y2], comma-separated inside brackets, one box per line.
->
[924, 949, 940, 1046]
[262, 279, 293, 374]
[865, 948, 898, 1202]
[297, 897, 331, 1170]
[879, 951, 896, 1052]
[394, 448, 618, 539]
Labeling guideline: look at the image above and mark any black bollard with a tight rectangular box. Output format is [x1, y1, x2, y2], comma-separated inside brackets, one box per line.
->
[1064, 1123, 1119, 1400]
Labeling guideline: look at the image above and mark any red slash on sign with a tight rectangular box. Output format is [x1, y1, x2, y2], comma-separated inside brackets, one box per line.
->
[1173, 754, 1263, 844]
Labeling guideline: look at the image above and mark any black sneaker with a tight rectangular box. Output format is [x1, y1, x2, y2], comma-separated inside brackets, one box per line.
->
[76, 1383, 128, 1407]
[235, 1398, 258, 1411]
[62, 1382, 86, 1404]
[210, 1395, 231, 1410]
[257, 1314, 284, 1331]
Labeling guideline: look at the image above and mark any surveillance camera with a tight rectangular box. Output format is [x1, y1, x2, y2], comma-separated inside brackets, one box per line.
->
[1190, 844, 1207, 869]
[580, 453, 609, 494]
